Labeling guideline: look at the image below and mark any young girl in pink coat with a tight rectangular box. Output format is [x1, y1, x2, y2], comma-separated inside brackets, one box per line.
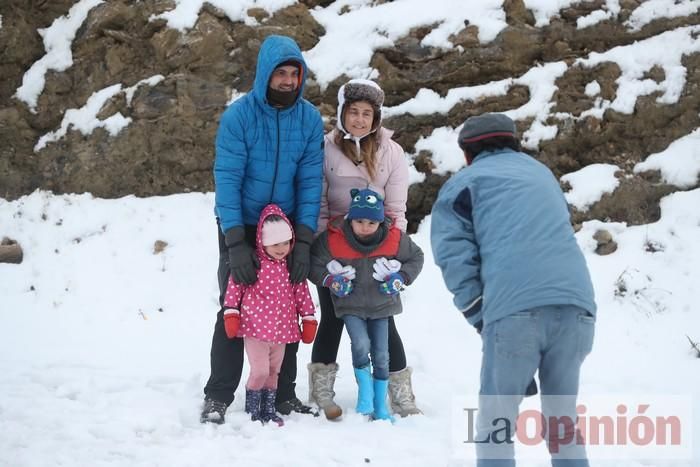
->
[222, 204, 317, 426]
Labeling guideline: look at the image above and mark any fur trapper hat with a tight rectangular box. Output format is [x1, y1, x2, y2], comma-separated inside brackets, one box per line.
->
[336, 79, 385, 135]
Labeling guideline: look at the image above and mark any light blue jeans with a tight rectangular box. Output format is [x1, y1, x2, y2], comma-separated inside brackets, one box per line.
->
[343, 315, 390, 380]
[476, 305, 595, 467]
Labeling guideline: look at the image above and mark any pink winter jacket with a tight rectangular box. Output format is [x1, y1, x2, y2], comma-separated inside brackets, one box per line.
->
[223, 204, 316, 344]
[318, 128, 409, 234]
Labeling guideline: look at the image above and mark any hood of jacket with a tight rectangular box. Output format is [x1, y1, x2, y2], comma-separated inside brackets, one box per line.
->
[252, 35, 308, 114]
[256, 203, 296, 261]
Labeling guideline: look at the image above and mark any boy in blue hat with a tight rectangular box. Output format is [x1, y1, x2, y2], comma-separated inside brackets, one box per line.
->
[309, 188, 424, 421]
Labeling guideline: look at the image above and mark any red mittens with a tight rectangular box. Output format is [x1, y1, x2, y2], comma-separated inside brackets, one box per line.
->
[301, 319, 318, 344]
[223, 309, 240, 338]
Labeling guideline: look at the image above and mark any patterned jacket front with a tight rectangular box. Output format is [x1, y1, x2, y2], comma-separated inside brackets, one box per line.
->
[310, 217, 423, 320]
[223, 204, 315, 344]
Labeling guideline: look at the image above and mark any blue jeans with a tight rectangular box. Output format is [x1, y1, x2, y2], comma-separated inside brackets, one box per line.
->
[342, 315, 390, 380]
[476, 305, 595, 467]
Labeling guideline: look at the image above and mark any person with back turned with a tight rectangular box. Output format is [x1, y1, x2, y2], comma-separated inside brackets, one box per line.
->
[430, 113, 596, 466]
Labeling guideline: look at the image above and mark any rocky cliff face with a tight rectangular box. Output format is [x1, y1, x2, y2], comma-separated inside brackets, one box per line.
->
[1, 0, 699, 232]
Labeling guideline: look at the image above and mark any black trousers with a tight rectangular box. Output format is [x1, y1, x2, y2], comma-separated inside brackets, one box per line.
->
[311, 286, 408, 372]
[203, 220, 299, 406]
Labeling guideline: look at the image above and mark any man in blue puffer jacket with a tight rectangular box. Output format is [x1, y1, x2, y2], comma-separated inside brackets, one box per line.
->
[201, 35, 324, 424]
[430, 113, 596, 466]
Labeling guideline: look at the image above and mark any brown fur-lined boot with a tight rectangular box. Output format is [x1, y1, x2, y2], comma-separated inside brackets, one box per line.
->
[308, 362, 343, 420]
[388, 367, 422, 417]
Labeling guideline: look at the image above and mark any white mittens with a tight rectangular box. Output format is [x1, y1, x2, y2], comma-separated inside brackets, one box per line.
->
[326, 258, 401, 282]
[326, 260, 357, 280]
[372, 257, 402, 281]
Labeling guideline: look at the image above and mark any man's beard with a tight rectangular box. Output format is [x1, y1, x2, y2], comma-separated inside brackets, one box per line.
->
[267, 87, 298, 108]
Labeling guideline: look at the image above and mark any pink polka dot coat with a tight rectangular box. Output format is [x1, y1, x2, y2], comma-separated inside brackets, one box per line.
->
[223, 204, 316, 344]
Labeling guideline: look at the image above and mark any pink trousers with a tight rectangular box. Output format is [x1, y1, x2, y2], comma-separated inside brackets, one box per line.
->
[244, 337, 285, 390]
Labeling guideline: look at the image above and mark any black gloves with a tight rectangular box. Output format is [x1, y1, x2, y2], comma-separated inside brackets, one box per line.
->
[225, 226, 259, 285]
[226, 223, 312, 284]
[288, 224, 313, 283]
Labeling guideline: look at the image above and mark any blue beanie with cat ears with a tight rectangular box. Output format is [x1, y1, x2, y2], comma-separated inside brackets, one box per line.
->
[347, 188, 385, 222]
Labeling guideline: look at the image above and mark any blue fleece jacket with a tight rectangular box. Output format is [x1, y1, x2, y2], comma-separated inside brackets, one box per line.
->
[430, 148, 596, 328]
[214, 35, 324, 234]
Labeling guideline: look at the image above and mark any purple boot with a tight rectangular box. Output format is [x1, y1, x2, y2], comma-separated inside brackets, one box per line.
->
[261, 388, 284, 426]
[245, 388, 263, 422]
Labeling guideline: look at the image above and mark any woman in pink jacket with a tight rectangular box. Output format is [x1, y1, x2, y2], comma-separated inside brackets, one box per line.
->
[222, 204, 318, 426]
[308, 79, 421, 420]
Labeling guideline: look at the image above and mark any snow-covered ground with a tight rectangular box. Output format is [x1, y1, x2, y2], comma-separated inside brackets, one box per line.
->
[3, 0, 700, 466]
[1, 183, 699, 466]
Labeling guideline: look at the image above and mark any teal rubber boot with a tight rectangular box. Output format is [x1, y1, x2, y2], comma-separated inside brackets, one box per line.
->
[372, 378, 394, 422]
[353, 366, 374, 415]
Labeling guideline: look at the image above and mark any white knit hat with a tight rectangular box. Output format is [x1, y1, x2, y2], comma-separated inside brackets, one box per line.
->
[261, 220, 293, 246]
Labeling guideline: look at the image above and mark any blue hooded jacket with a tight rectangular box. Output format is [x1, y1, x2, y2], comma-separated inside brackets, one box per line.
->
[430, 148, 596, 329]
[214, 35, 324, 234]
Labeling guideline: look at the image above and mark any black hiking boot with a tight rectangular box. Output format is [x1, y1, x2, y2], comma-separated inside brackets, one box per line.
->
[200, 397, 228, 424]
[275, 397, 319, 416]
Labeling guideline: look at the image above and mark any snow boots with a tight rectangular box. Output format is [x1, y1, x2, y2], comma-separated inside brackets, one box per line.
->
[200, 397, 227, 424]
[372, 378, 394, 421]
[388, 367, 422, 417]
[245, 388, 263, 422]
[308, 362, 343, 420]
[275, 397, 316, 416]
[353, 366, 374, 415]
[261, 388, 285, 426]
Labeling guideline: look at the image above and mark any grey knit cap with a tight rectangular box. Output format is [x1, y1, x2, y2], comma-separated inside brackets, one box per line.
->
[336, 79, 384, 135]
[458, 113, 516, 149]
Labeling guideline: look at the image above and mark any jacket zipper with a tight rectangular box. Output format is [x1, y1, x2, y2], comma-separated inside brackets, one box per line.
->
[270, 109, 280, 204]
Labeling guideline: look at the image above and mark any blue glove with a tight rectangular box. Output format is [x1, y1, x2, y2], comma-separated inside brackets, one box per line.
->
[323, 274, 354, 297]
[378, 272, 405, 296]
